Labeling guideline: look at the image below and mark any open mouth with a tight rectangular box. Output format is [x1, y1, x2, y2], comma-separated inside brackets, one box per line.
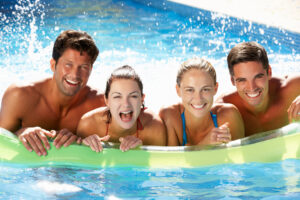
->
[119, 110, 133, 122]
[246, 91, 261, 98]
[65, 78, 80, 87]
[191, 103, 206, 110]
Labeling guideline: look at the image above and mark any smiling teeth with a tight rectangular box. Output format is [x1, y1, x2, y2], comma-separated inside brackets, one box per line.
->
[66, 79, 79, 84]
[121, 111, 132, 114]
[247, 92, 260, 98]
[193, 104, 205, 109]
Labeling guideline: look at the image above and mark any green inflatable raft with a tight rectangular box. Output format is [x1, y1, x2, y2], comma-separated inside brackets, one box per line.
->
[0, 122, 300, 168]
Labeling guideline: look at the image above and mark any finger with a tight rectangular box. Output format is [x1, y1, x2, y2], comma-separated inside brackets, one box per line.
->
[217, 132, 231, 142]
[126, 138, 142, 151]
[291, 107, 300, 121]
[36, 132, 51, 150]
[53, 130, 63, 146]
[50, 130, 57, 138]
[219, 122, 229, 129]
[63, 135, 77, 147]
[54, 130, 72, 148]
[90, 136, 101, 152]
[288, 104, 295, 122]
[76, 137, 82, 144]
[97, 137, 104, 152]
[19, 136, 33, 152]
[33, 131, 48, 156]
[101, 135, 110, 142]
[119, 137, 127, 152]
[82, 138, 90, 146]
[25, 134, 43, 156]
[88, 137, 97, 152]
[42, 129, 56, 138]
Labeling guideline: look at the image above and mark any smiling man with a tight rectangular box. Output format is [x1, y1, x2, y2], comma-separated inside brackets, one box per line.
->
[218, 42, 300, 136]
[0, 30, 105, 155]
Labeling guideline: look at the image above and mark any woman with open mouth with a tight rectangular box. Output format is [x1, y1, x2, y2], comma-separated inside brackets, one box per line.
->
[77, 65, 167, 152]
[159, 58, 245, 146]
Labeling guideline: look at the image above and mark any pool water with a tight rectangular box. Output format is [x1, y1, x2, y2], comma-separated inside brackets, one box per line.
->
[1, 160, 300, 199]
[0, 0, 300, 199]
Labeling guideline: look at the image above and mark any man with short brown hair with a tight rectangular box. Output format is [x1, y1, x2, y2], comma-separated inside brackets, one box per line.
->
[218, 41, 300, 136]
[0, 30, 105, 155]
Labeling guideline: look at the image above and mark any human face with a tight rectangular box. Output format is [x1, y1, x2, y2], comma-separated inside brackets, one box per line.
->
[177, 69, 217, 118]
[106, 79, 144, 129]
[231, 61, 271, 109]
[51, 48, 92, 96]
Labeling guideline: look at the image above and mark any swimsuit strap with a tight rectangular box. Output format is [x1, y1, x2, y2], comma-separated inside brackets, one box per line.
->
[181, 110, 187, 146]
[181, 110, 218, 146]
[210, 111, 218, 128]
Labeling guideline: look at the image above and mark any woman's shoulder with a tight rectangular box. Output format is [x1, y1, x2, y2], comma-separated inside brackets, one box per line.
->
[77, 107, 108, 136]
[159, 103, 182, 119]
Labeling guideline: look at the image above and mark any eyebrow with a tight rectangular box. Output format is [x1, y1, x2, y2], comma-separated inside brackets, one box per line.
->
[111, 91, 140, 95]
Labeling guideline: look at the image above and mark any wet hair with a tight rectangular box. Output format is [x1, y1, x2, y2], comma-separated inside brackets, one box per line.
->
[104, 65, 144, 123]
[52, 30, 99, 64]
[227, 41, 269, 76]
[176, 57, 217, 86]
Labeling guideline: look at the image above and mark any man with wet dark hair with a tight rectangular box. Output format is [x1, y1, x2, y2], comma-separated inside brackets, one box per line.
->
[218, 41, 300, 136]
[0, 30, 105, 155]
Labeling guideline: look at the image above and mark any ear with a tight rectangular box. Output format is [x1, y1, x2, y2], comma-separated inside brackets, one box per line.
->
[176, 84, 181, 97]
[142, 94, 145, 103]
[50, 59, 56, 72]
[230, 76, 235, 86]
[104, 96, 109, 107]
[267, 65, 272, 79]
[214, 82, 219, 95]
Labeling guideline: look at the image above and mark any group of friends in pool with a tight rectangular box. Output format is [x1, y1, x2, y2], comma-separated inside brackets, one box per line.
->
[0, 30, 299, 156]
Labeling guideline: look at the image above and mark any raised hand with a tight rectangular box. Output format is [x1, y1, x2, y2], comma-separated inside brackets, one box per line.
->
[199, 122, 231, 145]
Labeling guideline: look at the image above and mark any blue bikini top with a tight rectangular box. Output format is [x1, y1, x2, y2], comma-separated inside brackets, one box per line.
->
[181, 110, 218, 146]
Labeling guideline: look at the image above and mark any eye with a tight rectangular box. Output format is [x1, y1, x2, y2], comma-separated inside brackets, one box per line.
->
[113, 95, 121, 99]
[184, 88, 194, 93]
[80, 65, 90, 71]
[131, 95, 139, 98]
[256, 74, 265, 79]
[65, 63, 72, 67]
[203, 87, 212, 92]
[235, 78, 245, 83]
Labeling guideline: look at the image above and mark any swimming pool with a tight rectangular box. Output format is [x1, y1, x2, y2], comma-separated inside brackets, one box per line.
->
[0, 0, 300, 199]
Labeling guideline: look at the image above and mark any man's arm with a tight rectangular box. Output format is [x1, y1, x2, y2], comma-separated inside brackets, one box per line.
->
[0, 85, 55, 156]
[0, 85, 23, 132]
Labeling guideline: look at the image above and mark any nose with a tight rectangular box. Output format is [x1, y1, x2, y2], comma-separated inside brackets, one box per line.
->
[69, 66, 81, 79]
[246, 80, 257, 91]
[122, 97, 131, 108]
[194, 91, 203, 102]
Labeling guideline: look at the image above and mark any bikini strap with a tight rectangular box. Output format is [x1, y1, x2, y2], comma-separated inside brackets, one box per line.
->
[181, 110, 187, 146]
[210, 111, 218, 128]
[105, 122, 109, 136]
[136, 117, 144, 138]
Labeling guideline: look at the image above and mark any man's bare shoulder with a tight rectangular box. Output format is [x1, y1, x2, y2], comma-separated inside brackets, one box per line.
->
[216, 90, 240, 105]
[2, 79, 50, 106]
[81, 86, 105, 106]
[212, 103, 240, 117]
[281, 74, 300, 90]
